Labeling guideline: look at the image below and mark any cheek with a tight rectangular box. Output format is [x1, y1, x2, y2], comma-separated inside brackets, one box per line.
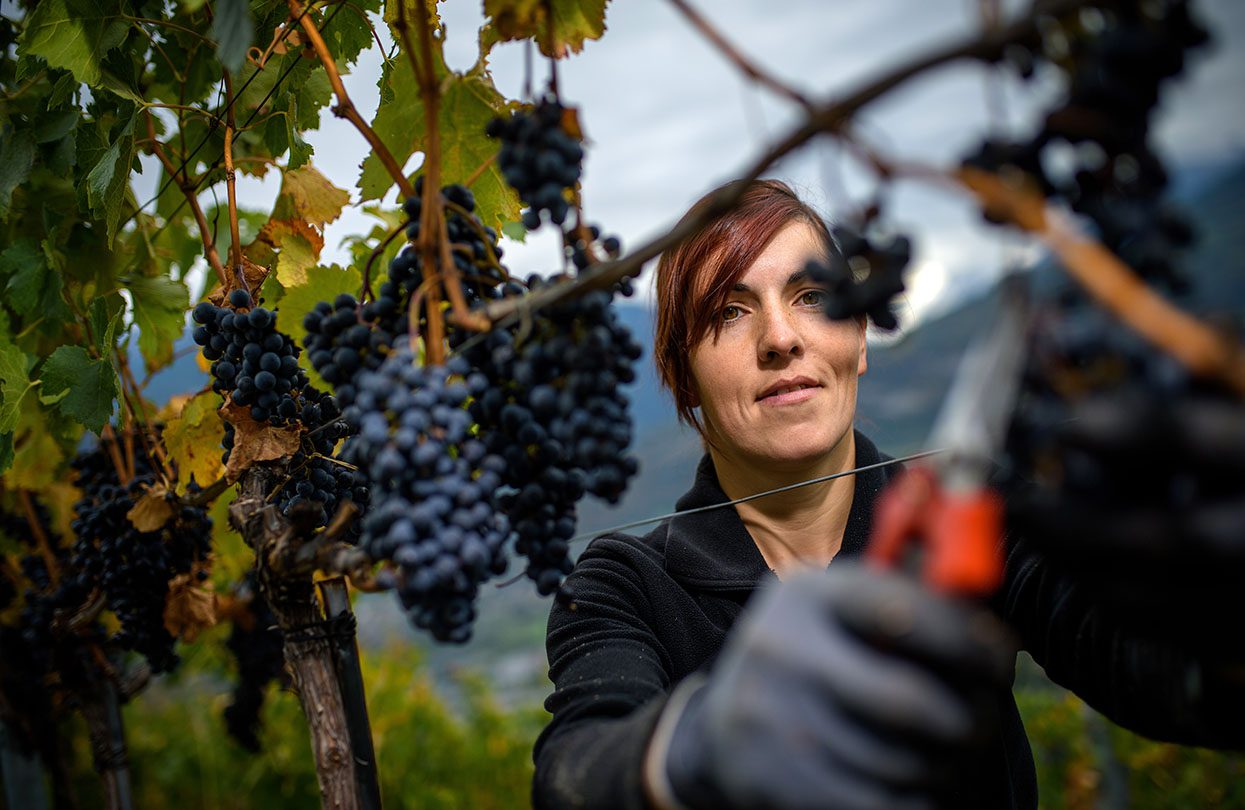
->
[689, 343, 744, 415]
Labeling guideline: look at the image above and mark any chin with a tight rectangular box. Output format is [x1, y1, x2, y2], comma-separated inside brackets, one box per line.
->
[741, 424, 851, 469]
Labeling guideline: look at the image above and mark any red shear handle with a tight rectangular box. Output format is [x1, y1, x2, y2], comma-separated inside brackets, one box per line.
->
[866, 466, 1005, 598]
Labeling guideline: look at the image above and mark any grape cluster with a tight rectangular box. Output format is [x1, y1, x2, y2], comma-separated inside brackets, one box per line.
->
[487, 96, 583, 229]
[274, 387, 369, 533]
[1000, 286, 1244, 640]
[807, 225, 910, 331]
[303, 182, 505, 409]
[567, 222, 624, 278]
[0, 503, 91, 676]
[193, 290, 309, 426]
[223, 571, 287, 751]
[461, 277, 642, 594]
[405, 181, 508, 303]
[343, 350, 510, 642]
[965, 0, 1210, 292]
[69, 437, 212, 673]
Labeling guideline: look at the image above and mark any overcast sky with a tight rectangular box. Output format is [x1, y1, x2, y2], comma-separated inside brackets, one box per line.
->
[145, 0, 1245, 331]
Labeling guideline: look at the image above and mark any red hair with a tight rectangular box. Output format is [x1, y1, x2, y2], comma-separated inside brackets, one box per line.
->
[654, 179, 836, 437]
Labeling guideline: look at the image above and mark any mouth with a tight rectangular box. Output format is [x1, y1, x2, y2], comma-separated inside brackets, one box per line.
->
[757, 379, 821, 404]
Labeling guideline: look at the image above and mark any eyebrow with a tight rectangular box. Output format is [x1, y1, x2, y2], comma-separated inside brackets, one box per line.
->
[731, 269, 811, 293]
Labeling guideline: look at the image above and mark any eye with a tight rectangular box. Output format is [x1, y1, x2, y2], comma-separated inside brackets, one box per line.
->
[720, 304, 743, 323]
[799, 289, 826, 307]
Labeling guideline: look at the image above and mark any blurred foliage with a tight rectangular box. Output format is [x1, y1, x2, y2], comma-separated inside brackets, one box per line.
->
[57, 641, 544, 809]
[1017, 687, 1245, 809]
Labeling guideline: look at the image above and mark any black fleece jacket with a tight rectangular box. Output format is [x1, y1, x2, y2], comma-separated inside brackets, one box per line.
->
[532, 431, 1236, 810]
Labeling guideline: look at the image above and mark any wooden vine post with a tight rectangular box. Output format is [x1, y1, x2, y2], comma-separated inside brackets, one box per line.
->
[228, 468, 361, 810]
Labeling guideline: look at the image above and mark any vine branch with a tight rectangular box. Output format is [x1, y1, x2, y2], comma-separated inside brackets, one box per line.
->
[143, 112, 228, 286]
[291, 0, 415, 199]
[18, 490, 58, 586]
[399, 0, 448, 362]
[955, 167, 1245, 395]
[222, 71, 243, 283]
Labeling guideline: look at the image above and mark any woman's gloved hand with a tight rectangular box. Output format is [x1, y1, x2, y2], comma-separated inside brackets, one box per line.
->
[645, 562, 1016, 810]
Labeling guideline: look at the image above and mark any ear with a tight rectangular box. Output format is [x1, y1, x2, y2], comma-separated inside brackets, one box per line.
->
[855, 316, 868, 376]
[686, 383, 701, 409]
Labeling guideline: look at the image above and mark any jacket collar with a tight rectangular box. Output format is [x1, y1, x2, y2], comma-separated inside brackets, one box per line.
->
[663, 430, 898, 591]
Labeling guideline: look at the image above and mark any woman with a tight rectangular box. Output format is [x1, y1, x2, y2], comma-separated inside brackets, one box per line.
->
[532, 180, 1239, 810]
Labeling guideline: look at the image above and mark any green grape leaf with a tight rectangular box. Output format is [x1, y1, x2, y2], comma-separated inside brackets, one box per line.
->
[437, 69, 522, 231]
[277, 264, 361, 391]
[357, 58, 420, 201]
[0, 128, 35, 221]
[287, 122, 314, 171]
[501, 220, 528, 243]
[2, 239, 70, 324]
[84, 112, 136, 246]
[127, 275, 189, 373]
[47, 72, 79, 108]
[0, 343, 33, 435]
[358, 6, 450, 201]
[88, 295, 126, 357]
[324, 0, 382, 68]
[0, 433, 12, 475]
[34, 108, 79, 144]
[359, 61, 520, 230]
[274, 232, 319, 288]
[484, 0, 608, 58]
[40, 346, 117, 434]
[45, 127, 77, 174]
[17, 0, 128, 87]
[294, 68, 332, 131]
[212, 0, 254, 73]
[164, 390, 225, 495]
[271, 166, 350, 229]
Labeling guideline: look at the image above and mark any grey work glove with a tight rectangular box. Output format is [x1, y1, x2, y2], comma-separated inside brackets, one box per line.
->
[649, 563, 1016, 810]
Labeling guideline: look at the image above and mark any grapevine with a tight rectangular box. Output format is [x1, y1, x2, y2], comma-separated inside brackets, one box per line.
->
[0, 0, 1239, 807]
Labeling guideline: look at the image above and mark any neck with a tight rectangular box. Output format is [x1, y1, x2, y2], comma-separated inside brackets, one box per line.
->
[709, 430, 858, 578]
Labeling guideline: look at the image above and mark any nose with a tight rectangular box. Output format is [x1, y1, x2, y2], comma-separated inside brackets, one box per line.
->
[756, 304, 804, 363]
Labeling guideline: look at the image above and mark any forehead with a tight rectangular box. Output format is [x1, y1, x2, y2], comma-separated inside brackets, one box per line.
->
[733, 220, 828, 289]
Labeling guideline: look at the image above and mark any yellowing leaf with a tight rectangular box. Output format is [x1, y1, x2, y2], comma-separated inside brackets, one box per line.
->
[275, 233, 319, 288]
[127, 485, 176, 532]
[484, 0, 608, 58]
[277, 264, 362, 391]
[271, 166, 350, 229]
[7, 399, 65, 490]
[164, 390, 225, 495]
[0, 342, 32, 435]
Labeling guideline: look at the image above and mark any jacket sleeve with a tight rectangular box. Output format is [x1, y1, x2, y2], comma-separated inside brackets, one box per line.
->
[993, 532, 1243, 749]
[532, 536, 674, 810]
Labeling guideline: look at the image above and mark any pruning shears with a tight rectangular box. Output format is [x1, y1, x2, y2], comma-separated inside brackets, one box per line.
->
[866, 275, 1031, 597]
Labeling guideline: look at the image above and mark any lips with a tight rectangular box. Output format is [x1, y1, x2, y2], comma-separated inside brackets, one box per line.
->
[757, 376, 821, 402]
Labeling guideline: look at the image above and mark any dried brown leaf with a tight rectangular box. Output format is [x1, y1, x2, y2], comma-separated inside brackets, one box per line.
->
[220, 400, 301, 481]
[206, 256, 271, 306]
[127, 485, 175, 532]
[164, 567, 218, 643]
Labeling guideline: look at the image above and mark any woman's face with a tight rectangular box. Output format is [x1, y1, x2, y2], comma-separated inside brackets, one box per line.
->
[689, 220, 867, 468]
